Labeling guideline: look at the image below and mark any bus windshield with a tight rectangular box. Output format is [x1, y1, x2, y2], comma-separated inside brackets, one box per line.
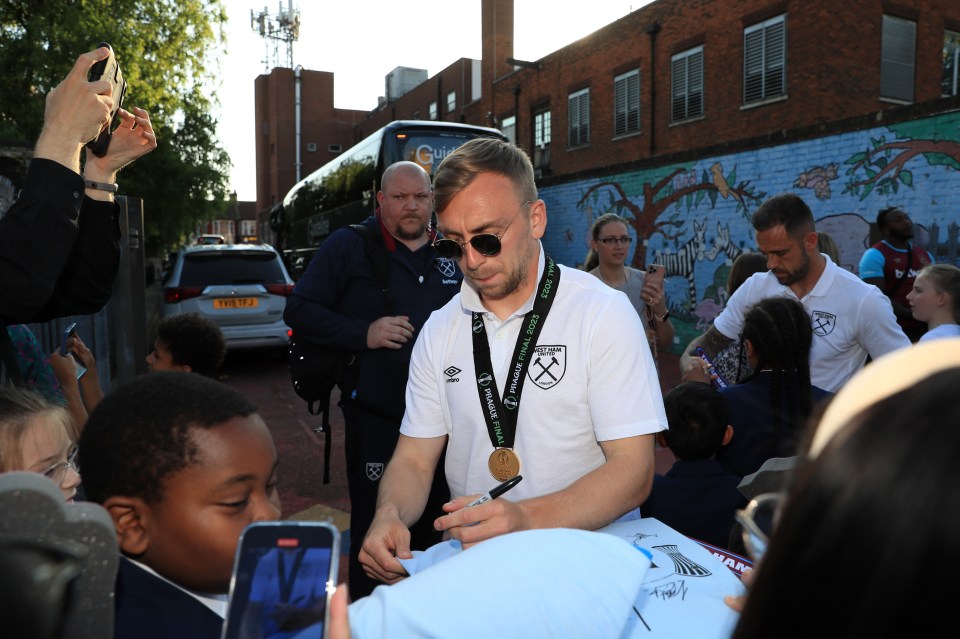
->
[384, 130, 487, 176]
[276, 121, 506, 278]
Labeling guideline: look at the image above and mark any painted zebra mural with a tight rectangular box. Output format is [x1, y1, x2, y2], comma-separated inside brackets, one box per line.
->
[714, 222, 747, 264]
[651, 219, 713, 311]
[712, 222, 749, 308]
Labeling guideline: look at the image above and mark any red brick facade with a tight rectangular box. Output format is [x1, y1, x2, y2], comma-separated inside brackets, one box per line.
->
[254, 0, 960, 233]
[254, 68, 366, 216]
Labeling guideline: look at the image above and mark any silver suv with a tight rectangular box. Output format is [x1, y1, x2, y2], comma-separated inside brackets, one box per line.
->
[160, 243, 294, 350]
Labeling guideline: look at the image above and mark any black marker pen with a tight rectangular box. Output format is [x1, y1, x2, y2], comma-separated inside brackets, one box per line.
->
[464, 475, 523, 508]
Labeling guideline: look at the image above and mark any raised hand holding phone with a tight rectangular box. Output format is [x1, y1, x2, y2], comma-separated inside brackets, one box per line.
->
[85, 42, 127, 157]
[645, 264, 666, 290]
[59, 323, 87, 379]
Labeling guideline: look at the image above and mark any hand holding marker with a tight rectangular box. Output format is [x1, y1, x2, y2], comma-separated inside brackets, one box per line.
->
[465, 475, 523, 509]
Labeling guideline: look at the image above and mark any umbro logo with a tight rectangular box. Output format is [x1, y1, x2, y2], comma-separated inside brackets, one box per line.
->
[445, 366, 461, 383]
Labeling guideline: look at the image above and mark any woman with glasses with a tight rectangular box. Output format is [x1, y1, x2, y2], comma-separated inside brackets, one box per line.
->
[584, 213, 674, 359]
[0, 386, 80, 502]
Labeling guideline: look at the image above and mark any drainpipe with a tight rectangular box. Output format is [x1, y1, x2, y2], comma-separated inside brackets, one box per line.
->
[513, 84, 521, 140]
[645, 21, 661, 156]
[295, 65, 303, 182]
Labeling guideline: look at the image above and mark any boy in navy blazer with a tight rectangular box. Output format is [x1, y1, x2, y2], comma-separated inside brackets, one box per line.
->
[79, 372, 282, 639]
[640, 382, 747, 550]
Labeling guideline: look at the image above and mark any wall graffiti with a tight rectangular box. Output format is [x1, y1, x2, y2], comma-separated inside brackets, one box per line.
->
[540, 109, 960, 353]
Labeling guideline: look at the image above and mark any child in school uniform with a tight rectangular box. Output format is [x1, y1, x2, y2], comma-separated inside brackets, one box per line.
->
[78, 371, 282, 639]
[641, 381, 747, 549]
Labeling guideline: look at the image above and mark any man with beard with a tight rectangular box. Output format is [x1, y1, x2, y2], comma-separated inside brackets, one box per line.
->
[680, 193, 909, 393]
[858, 206, 933, 342]
[284, 161, 462, 600]
[359, 137, 667, 587]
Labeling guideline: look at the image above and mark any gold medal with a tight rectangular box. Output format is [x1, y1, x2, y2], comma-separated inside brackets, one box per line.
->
[488, 448, 521, 481]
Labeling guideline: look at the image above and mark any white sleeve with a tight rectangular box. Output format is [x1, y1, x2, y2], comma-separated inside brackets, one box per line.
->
[712, 274, 759, 339]
[400, 312, 449, 439]
[856, 284, 912, 358]
[586, 291, 667, 441]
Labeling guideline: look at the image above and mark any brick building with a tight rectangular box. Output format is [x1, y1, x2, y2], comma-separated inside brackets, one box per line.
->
[253, 68, 368, 219]
[254, 0, 960, 350]
[193, 193, 260, 245]
[256, 0, 958, 213]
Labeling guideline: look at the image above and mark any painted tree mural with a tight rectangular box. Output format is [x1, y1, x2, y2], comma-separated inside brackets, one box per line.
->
[843, 126, 960, 200]
[576, 163, 766, 267]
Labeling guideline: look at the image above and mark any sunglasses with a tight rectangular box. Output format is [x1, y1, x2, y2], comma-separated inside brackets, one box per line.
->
[433, 200, 531, 260]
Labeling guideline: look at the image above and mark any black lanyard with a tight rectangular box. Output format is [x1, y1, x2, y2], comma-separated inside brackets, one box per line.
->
[276, 548, 306, 604]
[471, 257, 560, 450]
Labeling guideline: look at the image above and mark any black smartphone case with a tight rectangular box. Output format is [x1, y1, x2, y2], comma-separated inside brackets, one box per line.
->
[86, 43, 127, 158]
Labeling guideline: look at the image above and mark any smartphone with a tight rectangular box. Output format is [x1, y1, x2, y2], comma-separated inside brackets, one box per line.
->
[85, 42, 127, 157]
[222, 521, 340, 639]
[59, 323, 87, 379]
[645, 263, 666, 289]
[696, 347, 728, 389]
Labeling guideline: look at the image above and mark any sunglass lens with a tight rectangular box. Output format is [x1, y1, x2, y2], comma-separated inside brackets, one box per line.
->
[434, 239, 462, 259]
[470, 234, 502, 257]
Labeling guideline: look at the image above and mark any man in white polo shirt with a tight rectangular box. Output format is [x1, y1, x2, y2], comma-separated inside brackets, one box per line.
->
[359, 137, 667, 586]
[681, 192, 910, 393]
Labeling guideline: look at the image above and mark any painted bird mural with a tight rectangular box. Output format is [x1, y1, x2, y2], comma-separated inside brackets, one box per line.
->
[710, 162, 743, 203]
[794, 163, 839, 200]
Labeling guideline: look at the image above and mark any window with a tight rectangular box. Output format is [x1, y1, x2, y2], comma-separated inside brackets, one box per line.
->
[446, 91, 456, 113]
[614, 70, 641, 136]
[534, 110, 552, 148]
[429, 101, 438, 120]
[500, 115, 516, 144]
[568, 88, 590, 147]
[744, 14, 786, 104]
[672, 46, 704, 121]
[180, 250, 287, 287]
[942, 30, 960, 97]
[881, 14, 916, 102]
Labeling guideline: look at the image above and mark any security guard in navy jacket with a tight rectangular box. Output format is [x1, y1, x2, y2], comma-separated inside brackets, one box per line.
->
[283, 161, 461, 599]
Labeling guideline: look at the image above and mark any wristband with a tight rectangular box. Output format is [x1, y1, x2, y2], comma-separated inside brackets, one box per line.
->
[655, 309, 671, 322]
[84, 179, 118, 193]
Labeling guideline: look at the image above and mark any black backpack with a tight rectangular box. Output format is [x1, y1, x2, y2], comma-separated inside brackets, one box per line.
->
[287, 224, 393, 483]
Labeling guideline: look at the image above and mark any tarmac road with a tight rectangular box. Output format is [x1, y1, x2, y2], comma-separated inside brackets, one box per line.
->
[216, 347, 353, 585]
[217, 348, 351, 524]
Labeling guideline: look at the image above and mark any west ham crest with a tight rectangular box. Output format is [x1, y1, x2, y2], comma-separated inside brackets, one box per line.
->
[811, 310, 836, 336]
[528, 345, 566, 389]
[436, 258, 456, 278]
[366, 463, 384, 481]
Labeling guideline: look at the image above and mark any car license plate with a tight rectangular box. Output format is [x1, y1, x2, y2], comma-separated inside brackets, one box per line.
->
[213, 297, 258, 309]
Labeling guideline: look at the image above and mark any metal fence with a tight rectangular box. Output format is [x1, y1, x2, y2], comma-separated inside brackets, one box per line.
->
[25, 196, 149, 394]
